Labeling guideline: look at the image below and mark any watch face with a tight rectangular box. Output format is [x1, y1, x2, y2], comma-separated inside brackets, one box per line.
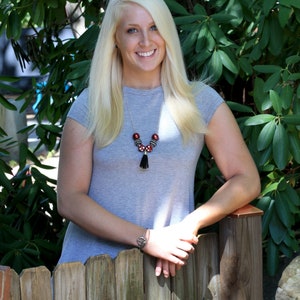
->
[137, 236, 147, 249]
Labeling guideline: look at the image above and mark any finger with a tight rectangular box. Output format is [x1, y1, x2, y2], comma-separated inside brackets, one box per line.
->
[162, 259, 170, 278]
[169, 263, 176, 277]
[179, 233, 199, 245]
[172, 248, 190, 261]
[155, 258, 163, 277]
[176, 241, 195, 253]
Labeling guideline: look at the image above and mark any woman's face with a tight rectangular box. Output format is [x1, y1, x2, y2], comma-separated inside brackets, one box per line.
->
[115, 3, 166, 86]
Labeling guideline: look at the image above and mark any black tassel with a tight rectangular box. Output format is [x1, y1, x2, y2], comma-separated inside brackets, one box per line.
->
[140, 153, 149, 169]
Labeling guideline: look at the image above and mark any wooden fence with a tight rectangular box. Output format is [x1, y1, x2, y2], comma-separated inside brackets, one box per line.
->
[0, 204, 263, 300]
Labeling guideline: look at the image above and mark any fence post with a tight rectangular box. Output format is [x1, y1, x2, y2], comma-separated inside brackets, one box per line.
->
[53, 262, 86, 300]
[115, 249, 144, 300]
[0, 266, 20, 300]
[19, 266, 51, 300]
[219, 204, 264, 300]
[86, 254, 116, 300]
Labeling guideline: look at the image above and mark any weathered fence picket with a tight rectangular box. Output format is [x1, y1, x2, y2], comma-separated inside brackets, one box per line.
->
[0, 205, 263, 300]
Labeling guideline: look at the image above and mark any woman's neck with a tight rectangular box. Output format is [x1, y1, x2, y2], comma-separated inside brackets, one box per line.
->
[122, 71, 161, 90]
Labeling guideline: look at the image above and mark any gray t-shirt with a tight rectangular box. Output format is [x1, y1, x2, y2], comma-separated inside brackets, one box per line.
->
[58, 84, 223, 264]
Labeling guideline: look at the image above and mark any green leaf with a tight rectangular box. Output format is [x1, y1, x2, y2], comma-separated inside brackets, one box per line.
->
[288, 73, 300, 81]
[211, 13, 237, 23]
[6, 11, 21, 39]
[281, 0, 300, 9]
[286, 55, 300, 65]
[273, 123, 290, 170]
[269, 16, 283, 56]
[253, 65, 282, 73]
[23, 222, 32, 240]
[239, 57, 253, 76]
[288, 133, 300, 163]
[250, 45, 262, 61]
[209, 21, 231, 47]
[267, 238, 279, 276]
[0, 169, 13, 191]
[207, 50, 223, 82]
[263, 0, 277, 14]
[262, 199, 274, 239]
[67, 61, 91, 81]
[18, 143, 28, 170]
[257, 119, 276, 151]
[226, 101, 253, 113]
[279, 6, 292, 28]
[279, 241, 294, 258]
[245, 114, 275, 126]
[165, 0, 189, 15]
[218, 50, 238, 74]
[253, 77, 266, 112]
[269, 90, 282, 114]
[196, 24, 208, 53]
[0, 76, 20, 83]
[32, 1, 45, 26]
[193, 4, 206, 15]
[275, 192, 293, 227]
[261, 181, 279, 195]
[0, 95, 17, 110]
[263, 71, 281, 92]
[282, 114, 300, 125]
[283, 233, 300, 252]
[287, 185, 300, 206]
[256, 196, 272, 213]
[181, 29, 199, 54]
[257, 145, 272, 167]
[280, 85, 293, 109]
[269, 211, 286, 244]
[174, 15, 204, 25]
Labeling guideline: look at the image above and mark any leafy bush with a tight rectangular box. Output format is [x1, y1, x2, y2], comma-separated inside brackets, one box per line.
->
[0, 0, 299, 275]
[167, 0, 300, 275]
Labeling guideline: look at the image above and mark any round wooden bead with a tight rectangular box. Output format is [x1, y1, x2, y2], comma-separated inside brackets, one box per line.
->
[152, 133, 159, 141]
[133, 133, 140, 140]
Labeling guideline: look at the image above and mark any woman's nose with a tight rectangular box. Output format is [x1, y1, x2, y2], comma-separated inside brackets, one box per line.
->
[139, 31, 151, 47]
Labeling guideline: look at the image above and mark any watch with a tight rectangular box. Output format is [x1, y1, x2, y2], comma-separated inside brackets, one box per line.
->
[136, 230, 148, 250]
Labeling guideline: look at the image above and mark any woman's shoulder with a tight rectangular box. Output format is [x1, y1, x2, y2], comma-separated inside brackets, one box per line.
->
[192, 81, 224, 125]
[67, 88, 89, 128]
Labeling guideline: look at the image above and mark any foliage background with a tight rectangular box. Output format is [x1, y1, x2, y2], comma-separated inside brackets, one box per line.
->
[0, 0, 299, 275]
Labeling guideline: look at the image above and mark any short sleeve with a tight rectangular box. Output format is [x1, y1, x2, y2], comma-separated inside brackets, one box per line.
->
[67, 89, 89, 128]
[195, 84, 224, 125]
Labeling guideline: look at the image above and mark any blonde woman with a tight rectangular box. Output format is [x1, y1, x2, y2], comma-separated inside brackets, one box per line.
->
[57, 0, 260, 278]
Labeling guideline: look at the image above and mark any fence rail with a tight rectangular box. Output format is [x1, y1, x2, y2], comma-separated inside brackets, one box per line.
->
[0, 204, 263, 300]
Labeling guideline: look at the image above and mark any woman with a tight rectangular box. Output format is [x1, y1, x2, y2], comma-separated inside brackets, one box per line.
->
[57, 0, 260, 278]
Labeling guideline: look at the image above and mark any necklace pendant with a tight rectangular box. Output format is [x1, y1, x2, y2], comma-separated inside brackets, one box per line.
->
[133, 132, 159, 169]
[140, 151, 149, 169]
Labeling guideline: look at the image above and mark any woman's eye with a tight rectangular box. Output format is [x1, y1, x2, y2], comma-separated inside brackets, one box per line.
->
[127, 28, 138, 34]
[150, 25, 158, 31]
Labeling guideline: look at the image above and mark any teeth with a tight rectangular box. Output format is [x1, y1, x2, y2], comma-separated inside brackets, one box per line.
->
[137, 50, 155, 57]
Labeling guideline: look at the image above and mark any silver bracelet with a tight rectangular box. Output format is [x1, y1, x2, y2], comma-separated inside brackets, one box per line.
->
[136, 229, 148, 250]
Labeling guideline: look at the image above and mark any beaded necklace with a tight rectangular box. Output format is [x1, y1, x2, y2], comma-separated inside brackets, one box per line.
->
[132, 132, 159, 169]
[126, 97, 159, 169]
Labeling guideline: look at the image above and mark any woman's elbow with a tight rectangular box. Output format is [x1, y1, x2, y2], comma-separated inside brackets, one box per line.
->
[254, 175, 261, 198]
[57, 193, 69, 219]
[247, 171, 261, 201]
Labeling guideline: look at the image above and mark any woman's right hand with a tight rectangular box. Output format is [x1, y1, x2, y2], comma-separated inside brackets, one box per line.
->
[142, 226, 197, 268]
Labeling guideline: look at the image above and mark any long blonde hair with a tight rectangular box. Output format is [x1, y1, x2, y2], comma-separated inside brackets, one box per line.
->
[88, 0, 207, 148]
